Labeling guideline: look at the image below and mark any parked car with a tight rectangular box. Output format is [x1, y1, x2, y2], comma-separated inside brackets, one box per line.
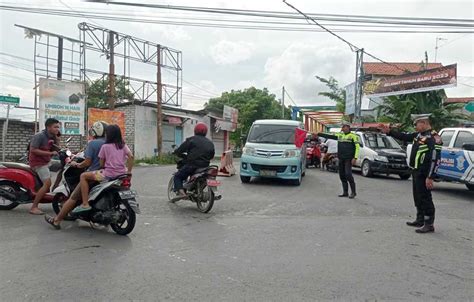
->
[435, 127, 474, 191]
[353, 130, 411, 179]
[240, 120, 306, 186]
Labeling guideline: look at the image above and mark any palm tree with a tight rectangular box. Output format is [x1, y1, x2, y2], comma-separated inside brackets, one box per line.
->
[316, 76, 346, 113]
[377, 90, 466, 131]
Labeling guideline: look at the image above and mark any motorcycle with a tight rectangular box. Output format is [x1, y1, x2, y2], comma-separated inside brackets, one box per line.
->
[306, 141, 321, 168]
[326, 153, 339, 173]
[167, 159, 222, 213]
[53, 173, 139, 235]
[0, 145, 73, 211]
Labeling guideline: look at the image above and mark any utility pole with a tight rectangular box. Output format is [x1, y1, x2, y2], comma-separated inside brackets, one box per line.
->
[2, 103, 11, 161]
[156, 44, 163, 156]
[354, 48, 364, 121]
[108, 31, 116, 110]
[281, 86, 285, 118]
[57, 37, 63, 80]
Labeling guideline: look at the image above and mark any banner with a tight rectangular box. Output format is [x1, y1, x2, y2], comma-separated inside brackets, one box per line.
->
[223, 105, 238, 132]
[344, 82, 356, 115]
[363, 64, 457, 98]
[39, 78, 85, 135]
[87, 108, 125, 137]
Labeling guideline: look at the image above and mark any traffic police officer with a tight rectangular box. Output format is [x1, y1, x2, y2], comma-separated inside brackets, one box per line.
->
[318, 121, 360, 199]
[379, 114, 442, 233]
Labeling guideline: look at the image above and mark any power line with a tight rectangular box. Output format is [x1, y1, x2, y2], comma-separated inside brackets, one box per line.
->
[284, 89, 298, 106]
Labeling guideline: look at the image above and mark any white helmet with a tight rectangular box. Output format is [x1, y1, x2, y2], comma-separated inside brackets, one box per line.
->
[89, 121, 108, 137]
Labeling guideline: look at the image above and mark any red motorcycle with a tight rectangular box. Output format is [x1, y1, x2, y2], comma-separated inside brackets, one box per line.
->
[306, 141, 321, 168]
[0, 147, 72, 211]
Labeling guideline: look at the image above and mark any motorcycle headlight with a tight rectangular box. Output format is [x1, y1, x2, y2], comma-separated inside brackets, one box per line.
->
[283, 149, 299, 158]
[242, 146, 256, 156]
[375, 155, 388, 162]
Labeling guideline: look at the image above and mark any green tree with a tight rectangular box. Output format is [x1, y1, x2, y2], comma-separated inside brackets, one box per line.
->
[86, 78, 135, 108]
[205, 87, 291, 147]
[316, 76, 346, 113]
[377, 90, 466, 131]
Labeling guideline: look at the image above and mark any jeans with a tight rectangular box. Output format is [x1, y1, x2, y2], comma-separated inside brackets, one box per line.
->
[173, 165, 196, 192]
[338, 158, 355, 194]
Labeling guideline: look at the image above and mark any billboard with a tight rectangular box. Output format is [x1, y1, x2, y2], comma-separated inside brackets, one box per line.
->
[222, 105, 238, 132]
[344, 82, 356, 115]
[364, 64, 457, 98]
[39, 78, 85, 135]
[87, 108, 125, 137]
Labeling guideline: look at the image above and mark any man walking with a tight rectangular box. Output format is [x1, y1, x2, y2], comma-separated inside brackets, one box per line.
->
[379, 114, 442, 233]
[318, 122, 360, 198]
[28, 118, 60, 215]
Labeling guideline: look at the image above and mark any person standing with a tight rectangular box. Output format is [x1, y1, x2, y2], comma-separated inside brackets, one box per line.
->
[379, 114, 442, 233]
[318, 122, 360, 198]
[28, 118, 61, 215]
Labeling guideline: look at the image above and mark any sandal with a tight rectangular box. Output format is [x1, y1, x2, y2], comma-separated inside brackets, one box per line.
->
[44, 215, 61, 230]
[72, 205, 92, 214]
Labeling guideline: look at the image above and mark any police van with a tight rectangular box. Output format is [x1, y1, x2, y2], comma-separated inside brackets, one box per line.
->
[436, 127, 474, 191]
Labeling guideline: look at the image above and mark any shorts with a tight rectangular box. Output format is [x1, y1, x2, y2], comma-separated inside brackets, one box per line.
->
[32, 165, 51, 182]
[93, 170, 109, 182]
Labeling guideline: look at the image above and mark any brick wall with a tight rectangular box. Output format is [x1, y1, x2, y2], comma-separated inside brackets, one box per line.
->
[0, 119, 85, 161]
[115, 105, 136, 155]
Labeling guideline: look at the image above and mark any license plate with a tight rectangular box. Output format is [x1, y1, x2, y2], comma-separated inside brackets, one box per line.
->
[118, 190, 137, 199]
[260, 170, 277, 177]
[207, 179, 221, 186]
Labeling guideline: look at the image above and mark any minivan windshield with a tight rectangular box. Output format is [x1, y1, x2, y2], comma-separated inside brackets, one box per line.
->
[247, 124, 297, 144]
[363, 133, 401, 149]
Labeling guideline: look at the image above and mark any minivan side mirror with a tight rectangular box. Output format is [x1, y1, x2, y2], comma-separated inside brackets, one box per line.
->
[462, 143, 474, 151]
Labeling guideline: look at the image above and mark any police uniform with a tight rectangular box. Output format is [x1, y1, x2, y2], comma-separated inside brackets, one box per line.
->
[318, 122, 360, 198]
[387, 114, 442, 233]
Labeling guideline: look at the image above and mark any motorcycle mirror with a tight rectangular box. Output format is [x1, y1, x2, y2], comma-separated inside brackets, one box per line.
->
[66, 150, 72, 157]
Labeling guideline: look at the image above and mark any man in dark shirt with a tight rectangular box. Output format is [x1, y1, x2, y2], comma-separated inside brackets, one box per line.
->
[172, 122, 215, 202]
[379, 114, 442, 233]
[28, 118, 60, 215]
[44, 121, 108, 229]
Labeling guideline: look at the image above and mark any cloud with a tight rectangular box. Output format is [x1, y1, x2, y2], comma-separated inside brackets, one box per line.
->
[263, 42, 354, 106]
[210, 40, 256, 65]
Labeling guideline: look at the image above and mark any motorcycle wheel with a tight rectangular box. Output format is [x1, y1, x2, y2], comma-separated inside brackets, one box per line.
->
[52, 193, 66, 215]
[0, 181, 20, 210]
[167, 176, 175, 202]
[196, 180, 215, 213]
[110, 199, 136, 236]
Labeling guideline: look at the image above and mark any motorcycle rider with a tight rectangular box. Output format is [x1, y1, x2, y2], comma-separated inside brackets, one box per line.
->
[28, 118, 60, 215]
[318, 121, 360, 198]
[171, 122, 215, 202]
[44, 121, 108, 229]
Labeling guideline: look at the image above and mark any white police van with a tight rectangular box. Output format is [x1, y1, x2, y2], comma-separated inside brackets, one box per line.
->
[436, 127, 474, 191]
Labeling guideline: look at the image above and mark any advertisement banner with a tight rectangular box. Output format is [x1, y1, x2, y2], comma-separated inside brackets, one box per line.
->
[223, 105, 238, 132]
[39, 78, 85, 135]
[363, 64, 457, 98]
[87, 108, 125, 137]
[344, 82, 356, 115]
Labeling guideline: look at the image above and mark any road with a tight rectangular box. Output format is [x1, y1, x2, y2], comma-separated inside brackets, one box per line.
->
[0, 164, 473, 301]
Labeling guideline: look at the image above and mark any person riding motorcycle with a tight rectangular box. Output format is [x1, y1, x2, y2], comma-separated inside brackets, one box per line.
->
[44, 121, 109, 229]
[172, 123, 215, 202]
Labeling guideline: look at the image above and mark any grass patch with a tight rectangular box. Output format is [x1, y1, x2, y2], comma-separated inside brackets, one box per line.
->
[135, 154, 177, 165]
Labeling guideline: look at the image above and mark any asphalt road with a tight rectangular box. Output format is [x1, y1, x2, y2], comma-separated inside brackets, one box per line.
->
[0, 164, 473, 301]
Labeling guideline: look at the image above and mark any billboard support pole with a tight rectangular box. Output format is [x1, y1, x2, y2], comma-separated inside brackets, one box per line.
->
[2, 104, 11, 161]
[108, 31, 116, 110]
[354, 48, 364, 121]
[156, 44, 163, 156]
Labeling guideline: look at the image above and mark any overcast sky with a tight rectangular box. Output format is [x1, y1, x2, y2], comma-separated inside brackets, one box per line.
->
[0, 0, 473, 120]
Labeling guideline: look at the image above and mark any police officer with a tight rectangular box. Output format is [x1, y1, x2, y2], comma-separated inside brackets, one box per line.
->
[379, 114, 442, 233]
[318, 121, 360, 199]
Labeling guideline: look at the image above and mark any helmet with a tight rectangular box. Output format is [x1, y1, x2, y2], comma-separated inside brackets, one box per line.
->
[89, 121, 108, 137]
[194, 122, 208, 136]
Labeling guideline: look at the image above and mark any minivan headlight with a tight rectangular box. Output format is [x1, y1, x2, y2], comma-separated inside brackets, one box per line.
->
[374, 155, 388, 162]
[283, 149, 298, 158]
[243, 146, 256, 156]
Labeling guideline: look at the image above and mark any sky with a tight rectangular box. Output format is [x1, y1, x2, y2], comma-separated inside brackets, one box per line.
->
[0, 0, 473, 121]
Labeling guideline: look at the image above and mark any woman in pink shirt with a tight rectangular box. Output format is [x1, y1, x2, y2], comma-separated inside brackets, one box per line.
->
[73, 124, 134, 213]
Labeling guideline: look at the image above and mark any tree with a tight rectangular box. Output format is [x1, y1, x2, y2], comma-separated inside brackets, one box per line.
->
[205, 87, 291, 147]
[377, 90, 466, 131]
[316, 76, 346, 113]
[86, 78, 135, 108]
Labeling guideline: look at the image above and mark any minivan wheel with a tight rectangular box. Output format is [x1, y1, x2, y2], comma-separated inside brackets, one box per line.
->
[466, 183, 474, 191]
[240, 176, 251, 183]
[361, 160, 373, 177]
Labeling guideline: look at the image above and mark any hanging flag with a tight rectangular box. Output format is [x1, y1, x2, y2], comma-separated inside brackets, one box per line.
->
[295, 128, 307, 148]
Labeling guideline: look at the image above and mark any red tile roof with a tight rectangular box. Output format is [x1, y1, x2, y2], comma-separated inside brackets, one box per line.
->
[363, 62, 443, 76]
[445, 97, 474, 104]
